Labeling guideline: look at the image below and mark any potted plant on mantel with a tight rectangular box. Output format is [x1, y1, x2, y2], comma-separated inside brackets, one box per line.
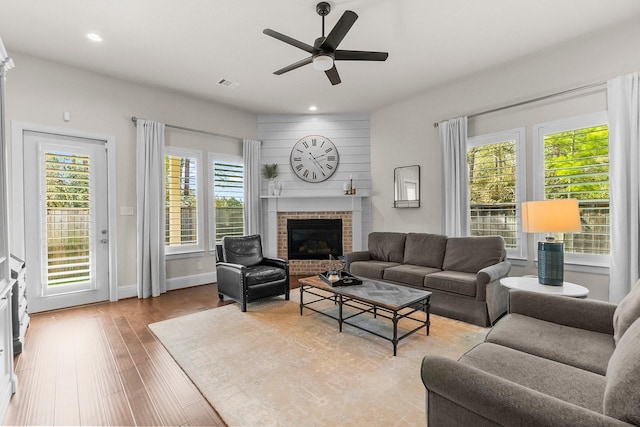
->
[262, 163, 280, 196]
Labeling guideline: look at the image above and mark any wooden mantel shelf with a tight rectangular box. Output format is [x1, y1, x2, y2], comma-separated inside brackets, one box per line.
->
[260, 193, 369, 199]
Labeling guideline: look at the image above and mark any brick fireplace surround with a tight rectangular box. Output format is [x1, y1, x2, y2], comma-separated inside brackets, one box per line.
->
[263, 195, 364, 276]
[277, 211, 353, 276]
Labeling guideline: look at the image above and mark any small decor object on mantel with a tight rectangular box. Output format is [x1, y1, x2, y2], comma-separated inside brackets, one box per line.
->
[262, 163, 279, 196]
[343, 174, 356, 195]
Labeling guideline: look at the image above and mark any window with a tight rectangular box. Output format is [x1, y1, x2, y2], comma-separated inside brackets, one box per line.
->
[533, 112, 609, 265]
[165, 147, 204, 254]
[467, 128, 526, 259]
[209, 154, 244, 249]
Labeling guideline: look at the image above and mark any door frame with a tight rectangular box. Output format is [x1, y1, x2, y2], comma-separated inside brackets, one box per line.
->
[11, 121, 118, 306]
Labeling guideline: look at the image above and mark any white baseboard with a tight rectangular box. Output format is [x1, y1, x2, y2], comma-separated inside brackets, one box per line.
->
[117, 283, 138, 300]
[116, 272, 217, 300]
[167, 271, 217, 291]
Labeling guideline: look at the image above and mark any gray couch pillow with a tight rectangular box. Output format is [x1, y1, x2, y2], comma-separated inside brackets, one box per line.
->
[368, 232, 406, 263]
[604, 317, 640, 424]
[442, 236, 505, 273]
[403, 233, 447, 268]
[613, 279, 640, 345]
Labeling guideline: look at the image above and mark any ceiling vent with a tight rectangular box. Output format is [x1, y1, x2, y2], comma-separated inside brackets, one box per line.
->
[217, 79, 239, 89]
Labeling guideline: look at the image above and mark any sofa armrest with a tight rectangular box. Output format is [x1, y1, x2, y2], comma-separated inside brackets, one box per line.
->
[509, 290, 616, 335]
[421, 355, 630, 426]
[477, 261, 511, 287]
[343, 251, 371, 272]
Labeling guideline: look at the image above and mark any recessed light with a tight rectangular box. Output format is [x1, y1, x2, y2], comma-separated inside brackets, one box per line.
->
[309, 106, 318, 111]
[86, 33, 103, 42]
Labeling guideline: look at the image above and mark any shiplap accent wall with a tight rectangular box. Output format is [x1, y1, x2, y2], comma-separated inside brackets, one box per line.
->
[258, 113, 372, 250]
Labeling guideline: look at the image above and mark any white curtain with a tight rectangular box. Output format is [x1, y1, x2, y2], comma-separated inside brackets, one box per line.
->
[243, 139, 262, 236]
[608, 72, 640, 303]
[136, 120, 167, 298]
[440, 116, 469, 237]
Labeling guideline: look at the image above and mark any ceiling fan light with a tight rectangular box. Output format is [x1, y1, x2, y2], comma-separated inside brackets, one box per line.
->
[313, 54, 334, 71]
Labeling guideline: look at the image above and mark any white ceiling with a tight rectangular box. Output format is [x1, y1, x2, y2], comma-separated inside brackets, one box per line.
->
[1, 0, 639, 115]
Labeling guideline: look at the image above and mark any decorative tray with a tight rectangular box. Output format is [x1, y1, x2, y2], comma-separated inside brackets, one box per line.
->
[319, 270, 362, 287]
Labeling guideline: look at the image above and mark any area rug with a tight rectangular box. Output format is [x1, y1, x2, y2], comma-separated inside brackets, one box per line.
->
[149, 293, 488, 426]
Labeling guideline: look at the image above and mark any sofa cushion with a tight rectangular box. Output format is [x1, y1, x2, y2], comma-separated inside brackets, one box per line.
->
[424, 271, 477, 297]
[403, 233, 447, 268]
[349, 260, 400, 280]
[461, 342, 606, 413]
[612, 278, 640, 345]
[442, 236, 505, 273]
[383, 264, 441, 287]
[604, 317, 640, 424]
[368, 232, 406, 263]
[487, 313, 615, 375]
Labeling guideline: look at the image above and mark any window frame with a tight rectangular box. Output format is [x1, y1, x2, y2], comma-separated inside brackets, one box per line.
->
[467, 127, 527, 260]
[164, 146, 205, 255]
[532, 111, 609, 267]
[208, 153, 244, 251]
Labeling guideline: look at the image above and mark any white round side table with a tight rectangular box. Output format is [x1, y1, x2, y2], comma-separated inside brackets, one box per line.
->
[500, 277, 589, 298]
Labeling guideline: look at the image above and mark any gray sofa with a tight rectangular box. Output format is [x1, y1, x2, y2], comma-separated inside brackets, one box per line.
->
[421, 282, 640, 426]
[344, 232, 511, 326]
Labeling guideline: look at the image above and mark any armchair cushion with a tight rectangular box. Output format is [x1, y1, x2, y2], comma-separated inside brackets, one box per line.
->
[613, 279, 640, 345]
[442, 236, 505, 273]
[245, 265, 287, 286]
[222, 234, 264, 266]
[604, 317, 640, 424]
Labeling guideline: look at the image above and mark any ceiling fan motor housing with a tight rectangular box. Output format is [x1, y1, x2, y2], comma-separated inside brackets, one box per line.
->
[316, 2, 331, 16]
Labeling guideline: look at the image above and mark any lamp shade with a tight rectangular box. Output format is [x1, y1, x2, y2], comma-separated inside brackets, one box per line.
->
[522, 199, 581, 233]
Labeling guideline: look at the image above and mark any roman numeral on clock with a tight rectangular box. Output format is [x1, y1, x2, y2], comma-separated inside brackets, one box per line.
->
[295, 164, 304, 171]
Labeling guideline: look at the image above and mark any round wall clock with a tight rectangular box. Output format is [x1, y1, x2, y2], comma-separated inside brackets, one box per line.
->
[290, 135, 339, 183]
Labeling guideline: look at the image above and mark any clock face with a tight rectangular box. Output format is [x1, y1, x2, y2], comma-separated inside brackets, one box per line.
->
[290, 135, 339, 183]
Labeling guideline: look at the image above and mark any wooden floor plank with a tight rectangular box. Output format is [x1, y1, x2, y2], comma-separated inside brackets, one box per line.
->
[4, 281, 307, 426]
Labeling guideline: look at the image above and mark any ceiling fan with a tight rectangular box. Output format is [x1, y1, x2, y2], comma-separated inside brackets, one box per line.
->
[263, 1, 389, 85]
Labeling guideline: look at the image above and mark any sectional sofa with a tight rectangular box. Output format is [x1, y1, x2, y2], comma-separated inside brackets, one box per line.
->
[421, 284, 640, 426]
[344, 232, 511, 326]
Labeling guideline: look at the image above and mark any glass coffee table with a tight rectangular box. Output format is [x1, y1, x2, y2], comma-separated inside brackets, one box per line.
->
[299, 275, 432, 356]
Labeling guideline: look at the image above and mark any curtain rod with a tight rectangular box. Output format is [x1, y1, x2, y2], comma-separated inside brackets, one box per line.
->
[433, 80, 607, 128]
[131, 116, 243, 142]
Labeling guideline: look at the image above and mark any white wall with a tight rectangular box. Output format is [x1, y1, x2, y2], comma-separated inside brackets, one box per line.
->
[5, 53, 257, 297]
[370, 17, 640, 301]
[258, 114, 372, 250]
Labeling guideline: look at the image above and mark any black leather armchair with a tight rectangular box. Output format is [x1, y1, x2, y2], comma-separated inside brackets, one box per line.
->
[216, 234, 290, 312]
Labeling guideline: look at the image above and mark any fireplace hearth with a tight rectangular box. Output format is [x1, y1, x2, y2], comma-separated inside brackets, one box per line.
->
[287, 219, 343, 260]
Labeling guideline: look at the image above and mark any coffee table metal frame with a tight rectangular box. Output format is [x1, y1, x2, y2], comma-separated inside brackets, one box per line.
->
[299, 276, 431, 356]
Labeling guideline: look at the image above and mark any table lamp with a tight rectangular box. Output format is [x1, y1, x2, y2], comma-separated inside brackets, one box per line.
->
[522, 199, 581, 286]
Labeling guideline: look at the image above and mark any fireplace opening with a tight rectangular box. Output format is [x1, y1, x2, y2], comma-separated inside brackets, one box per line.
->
[287, 219, 343, 260]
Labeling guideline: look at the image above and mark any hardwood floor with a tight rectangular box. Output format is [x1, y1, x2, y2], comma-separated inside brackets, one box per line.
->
[4, 283, 234, 426]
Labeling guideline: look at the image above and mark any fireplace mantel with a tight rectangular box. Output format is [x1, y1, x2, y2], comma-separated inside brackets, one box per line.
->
[262, 195, 365, 258]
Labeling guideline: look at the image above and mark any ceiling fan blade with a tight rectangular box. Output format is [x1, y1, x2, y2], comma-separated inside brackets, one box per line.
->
[325, 66, 341, 85]
[273, 56, 313, 75]
[263, 29, 315, 53]
[320, 10, 358, 51]
[335, 50, 389, 61]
